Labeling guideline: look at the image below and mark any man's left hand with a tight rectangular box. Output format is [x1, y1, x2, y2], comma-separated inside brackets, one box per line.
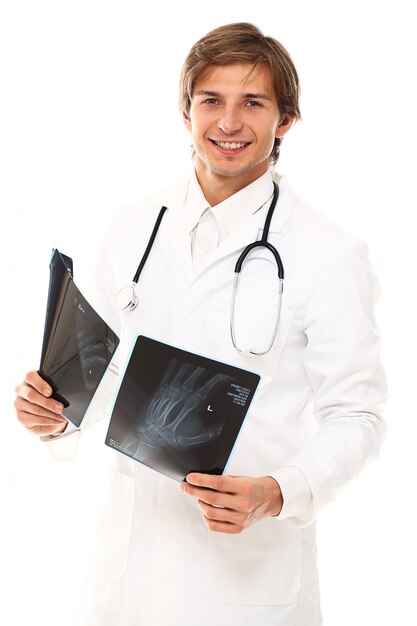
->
[179, 473, 283, 534]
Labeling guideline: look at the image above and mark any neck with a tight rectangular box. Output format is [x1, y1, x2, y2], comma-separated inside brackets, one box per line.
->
[194, 162, 270, 206]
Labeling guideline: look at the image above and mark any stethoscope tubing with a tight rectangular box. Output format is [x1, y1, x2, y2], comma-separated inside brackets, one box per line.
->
[133, 205, 168, 284]
[233, 183, 283, 277]
[116, 181, 284, 355]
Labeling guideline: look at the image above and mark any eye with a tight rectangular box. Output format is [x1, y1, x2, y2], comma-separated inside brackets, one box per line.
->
[246, 100, 262, 107]
[203, 98, 220, 105]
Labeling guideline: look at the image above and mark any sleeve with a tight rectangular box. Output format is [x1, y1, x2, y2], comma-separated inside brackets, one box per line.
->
[269, 239, 388, 527]
[41, 222, 121, 461]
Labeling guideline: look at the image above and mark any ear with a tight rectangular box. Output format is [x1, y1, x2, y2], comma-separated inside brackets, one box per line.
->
[182, 110, 192, 131]
[275, 114, 294, 139]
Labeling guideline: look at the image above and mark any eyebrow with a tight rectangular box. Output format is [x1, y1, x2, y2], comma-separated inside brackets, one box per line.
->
[194, 90, 273, 101]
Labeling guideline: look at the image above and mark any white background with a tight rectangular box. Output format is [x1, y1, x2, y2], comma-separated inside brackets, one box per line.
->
[1, 0, 416, 624]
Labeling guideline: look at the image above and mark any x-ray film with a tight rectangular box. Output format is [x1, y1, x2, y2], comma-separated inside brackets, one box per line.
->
[39, 249, 119, 428]
[105, 336, 261, 481]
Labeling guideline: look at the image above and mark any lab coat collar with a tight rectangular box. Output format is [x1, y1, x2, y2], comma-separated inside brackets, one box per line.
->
[184, 169, 275, 242]
[160, 178, 194, 282]
[269, 171, 298, 234]
[160, 169, 298, 282]
[184, 170, 210, 235]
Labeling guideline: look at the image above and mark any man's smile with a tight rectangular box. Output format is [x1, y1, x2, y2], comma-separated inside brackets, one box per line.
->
[209, 138, 252, 153]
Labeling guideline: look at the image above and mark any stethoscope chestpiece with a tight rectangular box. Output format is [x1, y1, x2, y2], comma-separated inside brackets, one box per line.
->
[115, 283, 139, 312]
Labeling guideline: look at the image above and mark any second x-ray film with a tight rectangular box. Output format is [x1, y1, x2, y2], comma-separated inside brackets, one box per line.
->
[39, 249, 119, 428]
[105, 336, 261, 481]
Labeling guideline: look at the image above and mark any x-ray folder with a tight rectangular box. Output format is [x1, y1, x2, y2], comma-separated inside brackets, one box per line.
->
[39, 249, 119, 428]
[105, 336, 261, 482]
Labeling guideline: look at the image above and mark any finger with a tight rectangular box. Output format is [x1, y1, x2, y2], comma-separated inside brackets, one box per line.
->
[202, 515, 243, 535]
[23, 417, 68, 436]
[17, 383, 64, 415]
[180, 481, 242, 511]
[197, 499, 247, 526]
[24, 370, 53, 397]
[15, 397, 67, 423]
[18, 410, 67, 430]
[185, 473, 243, 494]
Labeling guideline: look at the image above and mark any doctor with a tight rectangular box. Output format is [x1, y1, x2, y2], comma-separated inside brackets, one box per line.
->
[14, 22, 387, 626]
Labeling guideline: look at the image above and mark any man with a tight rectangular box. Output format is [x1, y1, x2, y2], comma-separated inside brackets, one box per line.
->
[14, 22, 387, 626]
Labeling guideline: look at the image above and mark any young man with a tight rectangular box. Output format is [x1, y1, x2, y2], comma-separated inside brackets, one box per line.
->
[14, 23, 387, 626]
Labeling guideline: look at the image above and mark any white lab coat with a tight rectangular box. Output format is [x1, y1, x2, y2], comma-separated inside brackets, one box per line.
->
[47, 172, 387, 626]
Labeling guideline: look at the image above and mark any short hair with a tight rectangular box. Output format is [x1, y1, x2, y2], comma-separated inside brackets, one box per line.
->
[179, 22, 301, 165]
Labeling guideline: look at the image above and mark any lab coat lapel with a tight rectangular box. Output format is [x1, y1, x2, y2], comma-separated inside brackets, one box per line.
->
[159, 179, 194, 283]
[207, 211, 264, 269]
[194, 175, 298, 276]
[158, 174, 298, 282]
[161, 195, 259, 281]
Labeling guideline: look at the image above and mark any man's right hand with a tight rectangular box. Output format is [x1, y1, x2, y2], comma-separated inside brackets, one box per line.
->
[14, 371, 68, 437]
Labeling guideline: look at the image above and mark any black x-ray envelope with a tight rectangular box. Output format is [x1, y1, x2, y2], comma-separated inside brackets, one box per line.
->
[105, 336, 261, 482]
[39, 249, 119, 428]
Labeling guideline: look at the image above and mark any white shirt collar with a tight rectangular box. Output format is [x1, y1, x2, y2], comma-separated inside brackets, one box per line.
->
[185, 169, 275, 240]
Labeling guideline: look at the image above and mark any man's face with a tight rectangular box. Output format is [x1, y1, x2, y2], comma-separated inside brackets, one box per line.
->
[183, 62, 292, 186]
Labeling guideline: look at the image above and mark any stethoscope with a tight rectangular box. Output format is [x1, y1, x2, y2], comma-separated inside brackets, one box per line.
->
[115, 182, 284, 356]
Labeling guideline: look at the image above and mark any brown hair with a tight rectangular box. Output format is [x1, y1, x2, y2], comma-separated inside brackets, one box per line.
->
[179, 22, 301, 165]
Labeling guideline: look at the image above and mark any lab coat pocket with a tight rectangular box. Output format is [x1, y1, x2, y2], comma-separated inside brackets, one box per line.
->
[96, 469, 135, 583]
[207, 518, 301, 606]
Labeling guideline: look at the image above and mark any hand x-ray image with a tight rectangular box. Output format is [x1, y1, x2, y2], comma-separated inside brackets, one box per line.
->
[105, 336, 261, 481]
[39, 249, 119, 427]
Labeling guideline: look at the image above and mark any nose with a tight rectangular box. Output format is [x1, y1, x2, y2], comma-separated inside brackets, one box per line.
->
[217, 106, 243, 135]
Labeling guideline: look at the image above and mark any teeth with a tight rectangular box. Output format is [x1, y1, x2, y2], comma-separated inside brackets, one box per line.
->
[215, 141, 248, 150]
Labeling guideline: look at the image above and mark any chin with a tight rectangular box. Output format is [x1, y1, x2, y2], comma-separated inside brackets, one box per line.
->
[205, 160, 256, 178]
[212, 163, 266, 179]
